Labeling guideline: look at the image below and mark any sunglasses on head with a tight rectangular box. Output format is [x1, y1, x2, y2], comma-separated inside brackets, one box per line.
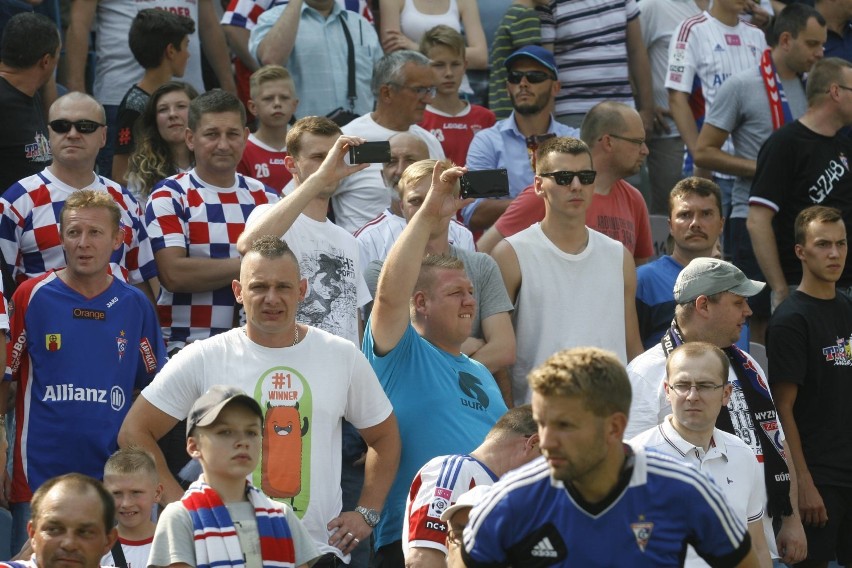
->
[49, 119, 105, 134]
[539, 170, 597, 185]
[507, 70, 555, 84]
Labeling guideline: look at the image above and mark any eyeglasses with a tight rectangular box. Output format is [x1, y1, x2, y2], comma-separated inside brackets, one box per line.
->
[391, 83, 437, 98]
[525, 133, 556, 149]
[49, 119, 105, 134]
[607, 133, 646, 147]
[668, 382, 726, 396]
[538, 170, 597, 185]
[507, 70, 555, 84]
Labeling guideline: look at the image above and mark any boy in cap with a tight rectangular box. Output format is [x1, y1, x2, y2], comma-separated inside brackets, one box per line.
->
[148, 386, 319, 568]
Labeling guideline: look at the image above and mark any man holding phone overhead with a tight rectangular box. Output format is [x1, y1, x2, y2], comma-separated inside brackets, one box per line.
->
[493, 136, 644, 406]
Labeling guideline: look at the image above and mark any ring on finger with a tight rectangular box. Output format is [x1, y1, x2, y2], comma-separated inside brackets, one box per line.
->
[353, 538, 360, 544]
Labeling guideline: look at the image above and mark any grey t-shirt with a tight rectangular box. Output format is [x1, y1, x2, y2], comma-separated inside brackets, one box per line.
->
[364, 245, 513, 339]
[705, 64, 807, 219]
[149, 498, 319, 568]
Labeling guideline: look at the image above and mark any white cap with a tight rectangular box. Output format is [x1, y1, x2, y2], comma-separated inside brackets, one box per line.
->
[439, 485, 493, 522]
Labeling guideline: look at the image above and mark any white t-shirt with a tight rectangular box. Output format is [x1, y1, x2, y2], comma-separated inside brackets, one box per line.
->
[101, 536, 152, 568]
[140, 327, 394, 561]
[335, 114, 445, 233]
[630, 418, 765, 567]
[246, 207, 371, 346]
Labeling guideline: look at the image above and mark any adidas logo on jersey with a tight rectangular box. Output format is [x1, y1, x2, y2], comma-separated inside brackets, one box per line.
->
[531, 537, 558, 558]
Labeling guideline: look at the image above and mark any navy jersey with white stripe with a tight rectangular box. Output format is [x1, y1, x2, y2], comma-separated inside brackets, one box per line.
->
[462, 445, 750, 567]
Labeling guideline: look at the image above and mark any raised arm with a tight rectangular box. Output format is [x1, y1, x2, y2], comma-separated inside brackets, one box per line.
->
[64, 0, 98, 94]
[371, 163, 468, 355]
[236, 135, 368, 255]
[198, 0, 237, 94]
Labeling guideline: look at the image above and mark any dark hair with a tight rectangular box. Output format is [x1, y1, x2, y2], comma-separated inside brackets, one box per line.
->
[188, 89, 246, 130]
[31, 474, 115, 534]
[766, 3, 825, 48]
[668, 176, 723, 218]
[127, 81, 199, 200]
[129, 9, 195, 69]
[1, 12, 59, 69]
[794, 205, 844, 245]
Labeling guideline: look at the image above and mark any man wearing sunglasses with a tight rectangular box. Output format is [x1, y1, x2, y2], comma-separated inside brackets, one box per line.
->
[625, 258, 807, 565]
[492, 136, 643, 406]
[0, 92, 158, 301]
[630, 342, 773, 566]
[464, 46, 577, 232]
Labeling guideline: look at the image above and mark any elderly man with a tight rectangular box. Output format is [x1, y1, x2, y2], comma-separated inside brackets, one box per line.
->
[0, 474, 117, 568]
[464, 46, 578, 231]
[626, 258, 807, 565]
[364, 160, 507, 566]
[332, 51, 445, 233]
[0, 92, 156, 298]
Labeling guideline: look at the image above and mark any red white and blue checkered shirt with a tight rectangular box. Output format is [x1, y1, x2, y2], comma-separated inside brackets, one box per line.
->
[0, 168, 156, 286]
[145, 169, 278, 350]
[221, 0, 371, 29]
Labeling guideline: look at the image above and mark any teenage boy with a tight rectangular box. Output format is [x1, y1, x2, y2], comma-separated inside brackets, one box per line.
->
[148, 385, 320, 568]
[112, 9, 195, 184]
[418, 26, 495, 167]
[101, 448, 163, 568]
[237, 65, 300, 193]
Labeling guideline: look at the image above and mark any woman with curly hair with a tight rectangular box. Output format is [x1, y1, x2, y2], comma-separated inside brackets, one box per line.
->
[127, 81, 198, 202]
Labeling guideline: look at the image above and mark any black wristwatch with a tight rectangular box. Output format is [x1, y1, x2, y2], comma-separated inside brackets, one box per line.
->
[355, 506, 380, 527]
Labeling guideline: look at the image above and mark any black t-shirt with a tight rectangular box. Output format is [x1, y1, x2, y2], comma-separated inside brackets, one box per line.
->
[114, 84, 150, 156]
[0, 76, 50, 194]
[750, 120, 852, 287]
[767, 290, 852, 487]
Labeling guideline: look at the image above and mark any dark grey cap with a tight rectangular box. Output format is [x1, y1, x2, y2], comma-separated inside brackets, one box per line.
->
[673, 258, 765, 303]
[186, 385, 263, 438]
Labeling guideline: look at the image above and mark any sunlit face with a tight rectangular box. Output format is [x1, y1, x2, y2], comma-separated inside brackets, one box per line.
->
[286, 133, 337, 197]
[608, 111, 649, 177]
[704, 292, 752, 347]
[387, 63, 436, 126]
[533, 392, 610, 485]
[103, 472, 161, 533]
[48, 98, 107, 168]
[415, 267, 475, 349]
[382, 134, 429, 194]
[60, 206, 123, 280]
[426, 44, 466, 97]
[249, 79, 298, 131]
[796, 219, 848, 284]
[234, 252, 306, 341]
[668, 193, 724, 256]
[28, 484, 116, 568]
[188, 403, 262, 482]
[507, 59, 558, 116]
[534, 152, 595, 219]
[186, 111, 248, 182]
[665, 350, 731, 438]
[155, 90, 192, 146]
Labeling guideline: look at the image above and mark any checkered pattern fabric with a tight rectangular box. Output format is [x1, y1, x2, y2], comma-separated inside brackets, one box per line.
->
[0, 169, 156, 286]
[145, 169, 278, 348]
[221, 0, 371, 29]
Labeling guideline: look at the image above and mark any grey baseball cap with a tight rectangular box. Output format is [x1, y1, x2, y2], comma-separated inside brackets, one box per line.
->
[673, 258, 765, 303]
[186, 385, 263, 437]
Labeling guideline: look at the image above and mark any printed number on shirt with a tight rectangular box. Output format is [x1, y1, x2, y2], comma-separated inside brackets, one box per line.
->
[255, 163, 270, 178]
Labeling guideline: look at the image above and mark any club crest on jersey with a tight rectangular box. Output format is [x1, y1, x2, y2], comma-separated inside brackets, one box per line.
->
[428, 487, 452, 519]
[631, 519, 654, 552]
[116, 330, 127, 362]
[46, 333, 61, 351]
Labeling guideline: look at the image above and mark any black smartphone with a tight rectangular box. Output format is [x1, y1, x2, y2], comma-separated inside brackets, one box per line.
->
[460, 169, 510, 199]
[349, 141, 391, 164]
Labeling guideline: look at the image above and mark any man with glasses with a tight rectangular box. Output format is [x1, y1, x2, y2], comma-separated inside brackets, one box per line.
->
[331, 51, 445, 233]
[749, 57, 852, 310]
[463, 46, 578, 232]
[630, 342, 773, 566]
[625, 257, 807, 565]
[0, 92, 157, 300]
[492, 136, 643, 406]
[477, 102, 653, 266]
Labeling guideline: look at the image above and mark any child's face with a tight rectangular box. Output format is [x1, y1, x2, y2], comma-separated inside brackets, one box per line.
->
[426, 45, 466, 97]
[188, 403, 262, 482]
[103, 472, 161, 531]
[169, 36, 191, 78]
[250, 80, 298, 130]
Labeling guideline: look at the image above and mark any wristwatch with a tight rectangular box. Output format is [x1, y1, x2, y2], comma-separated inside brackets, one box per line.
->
[355, 505, 380, 527]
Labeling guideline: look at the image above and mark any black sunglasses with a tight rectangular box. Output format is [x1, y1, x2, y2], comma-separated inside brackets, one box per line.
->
[507, 70, 555, 84]
[49, 119, 105, 134]
[539, 170, 597, 185]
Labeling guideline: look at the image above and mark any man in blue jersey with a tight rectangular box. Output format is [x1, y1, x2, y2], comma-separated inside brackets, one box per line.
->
[461, 347, 759, 567]
[1, 191, 166, 552]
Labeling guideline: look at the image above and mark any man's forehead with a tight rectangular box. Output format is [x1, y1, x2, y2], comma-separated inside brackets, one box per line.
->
[50, 99, 101, 121]
[390, 136, 428, 159]
[509, 58, 551, 74]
